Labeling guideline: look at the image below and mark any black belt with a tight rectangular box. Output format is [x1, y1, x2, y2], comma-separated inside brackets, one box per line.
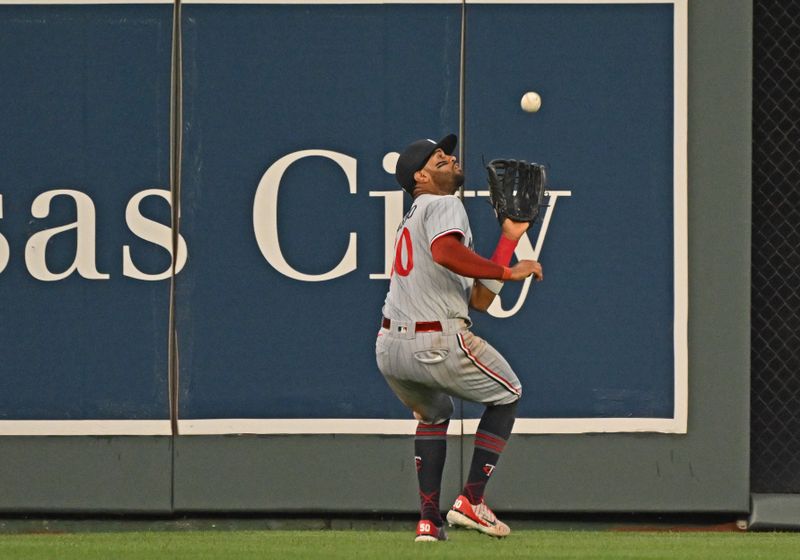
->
[382, 317, 443, 333]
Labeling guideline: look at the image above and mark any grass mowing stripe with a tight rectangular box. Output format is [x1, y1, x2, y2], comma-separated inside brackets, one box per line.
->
[1, 530, 799, 560]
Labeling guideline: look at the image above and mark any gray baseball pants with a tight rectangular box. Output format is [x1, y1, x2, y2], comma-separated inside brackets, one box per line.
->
[376, 318, 522, 424]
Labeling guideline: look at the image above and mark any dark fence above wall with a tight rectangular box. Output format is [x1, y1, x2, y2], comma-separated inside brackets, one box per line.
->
[751, 0, 800, 494]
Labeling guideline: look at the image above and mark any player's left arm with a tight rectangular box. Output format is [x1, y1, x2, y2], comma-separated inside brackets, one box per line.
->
[470, 281, 498, 312]
[427, 196, 541, 312]
[431, 231, 542, 313]
[469, 219, 541, 313]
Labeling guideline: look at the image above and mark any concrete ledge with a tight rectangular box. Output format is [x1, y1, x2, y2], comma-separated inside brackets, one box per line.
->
[0, 437, 173, 514]
[749, 494, 800, 530]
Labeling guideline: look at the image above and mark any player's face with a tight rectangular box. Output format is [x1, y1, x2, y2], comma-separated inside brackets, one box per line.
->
[423, 149, 465, 194]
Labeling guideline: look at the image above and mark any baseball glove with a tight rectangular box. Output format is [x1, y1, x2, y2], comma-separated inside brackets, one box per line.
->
[486, 159, 547, 224]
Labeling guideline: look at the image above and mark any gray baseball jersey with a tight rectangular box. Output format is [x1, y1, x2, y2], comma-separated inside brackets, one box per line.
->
[382, 194, 473, 323]
[377, 193, 522, 424]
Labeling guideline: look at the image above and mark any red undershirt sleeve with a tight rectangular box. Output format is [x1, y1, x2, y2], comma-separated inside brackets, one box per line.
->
[430, 234, 510, 280]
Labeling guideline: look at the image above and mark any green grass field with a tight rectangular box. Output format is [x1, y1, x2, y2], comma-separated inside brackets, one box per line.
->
[1, 530, 799, 560]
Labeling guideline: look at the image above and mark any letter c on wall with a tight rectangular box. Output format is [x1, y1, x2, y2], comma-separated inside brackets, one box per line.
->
[253, 150, 357, 282]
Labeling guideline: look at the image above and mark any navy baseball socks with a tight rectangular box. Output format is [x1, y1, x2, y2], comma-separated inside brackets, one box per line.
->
[446, 401, 517, 538]
[463, 401, 517, 504]
[414, 420, 449, 541]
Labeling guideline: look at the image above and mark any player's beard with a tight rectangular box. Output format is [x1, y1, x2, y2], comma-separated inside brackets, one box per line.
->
[446, 169, 465, 194]
[454, 169, 465, 187]
[431, 166, 465, 195]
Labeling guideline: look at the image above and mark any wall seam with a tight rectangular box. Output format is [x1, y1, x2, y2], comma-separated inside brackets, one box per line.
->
[168, 0, 184, 512]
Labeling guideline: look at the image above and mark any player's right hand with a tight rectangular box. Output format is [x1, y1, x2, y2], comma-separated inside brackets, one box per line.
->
[508, 260, 543, 282]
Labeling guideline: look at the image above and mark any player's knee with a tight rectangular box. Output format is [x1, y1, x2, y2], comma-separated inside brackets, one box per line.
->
[413, 398, 454, 425]
[439, 398, 455, 423]
[413, 410, 432, 423]
[487, 398, 518, 412]
[494, 389, 522, 407]
[482, 399, 519, 434]
[414, 411, 452, 425]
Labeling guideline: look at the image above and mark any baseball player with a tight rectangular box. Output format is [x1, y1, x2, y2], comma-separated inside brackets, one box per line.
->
[376, 134, 542, 542]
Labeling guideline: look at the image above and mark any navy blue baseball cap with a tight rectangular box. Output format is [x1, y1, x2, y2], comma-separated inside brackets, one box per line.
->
[395, 134, 457, 194]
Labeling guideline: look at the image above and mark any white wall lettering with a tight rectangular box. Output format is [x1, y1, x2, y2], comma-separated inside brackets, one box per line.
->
[123, 189, 188, 281]
[25, 189, 109, 281]
[368, 190, 404, 280]
[0, 195, 8, 275]
[488, 190, 572, 318]
[253, 150, 357, 282]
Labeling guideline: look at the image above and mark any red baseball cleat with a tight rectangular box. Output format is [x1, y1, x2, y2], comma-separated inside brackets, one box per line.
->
[446, 494, 511, 538]
[414, 519, 448, 542]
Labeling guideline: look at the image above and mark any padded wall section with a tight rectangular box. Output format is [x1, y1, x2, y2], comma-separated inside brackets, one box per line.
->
[0, 5, 172, 424]
[177, 4, 461, 422]
[464, 2, 676, 421]
[0, 437, 172, 512]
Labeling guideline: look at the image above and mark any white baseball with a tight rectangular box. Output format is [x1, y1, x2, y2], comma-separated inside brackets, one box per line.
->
[520, 91, 542, 113]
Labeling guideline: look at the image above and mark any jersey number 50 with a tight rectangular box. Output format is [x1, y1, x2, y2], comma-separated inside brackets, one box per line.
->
[393, 227, 413, 276]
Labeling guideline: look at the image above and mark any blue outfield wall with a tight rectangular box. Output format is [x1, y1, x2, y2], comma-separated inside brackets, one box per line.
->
[464, 3, 676, 420]
[178, 1, 680, 427]
[0, 0, 751, 514]
[0, 2, 678, 427]
[178, 3, 462, 421]
[0, 5, 173, 423]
